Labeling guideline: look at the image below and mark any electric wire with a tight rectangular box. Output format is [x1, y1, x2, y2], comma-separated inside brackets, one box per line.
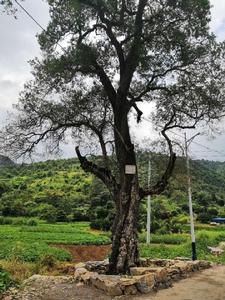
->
[14, 0, 67, 53]
[142, 116, 225, 158]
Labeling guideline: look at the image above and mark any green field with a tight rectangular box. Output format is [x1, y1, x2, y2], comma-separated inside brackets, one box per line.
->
[140, 224, 225, 264]
[0, 221, 110, 263]
[0, 220, 225, 264]
[0, 219, 225, 293]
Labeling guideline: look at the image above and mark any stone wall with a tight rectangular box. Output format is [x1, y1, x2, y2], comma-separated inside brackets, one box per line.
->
[73, 259, 211, 296]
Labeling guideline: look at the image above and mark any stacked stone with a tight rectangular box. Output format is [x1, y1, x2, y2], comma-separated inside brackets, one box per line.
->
[73, 259, 212, 297]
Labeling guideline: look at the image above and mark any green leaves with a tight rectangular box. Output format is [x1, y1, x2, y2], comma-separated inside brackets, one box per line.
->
[0, 266, 14, 294]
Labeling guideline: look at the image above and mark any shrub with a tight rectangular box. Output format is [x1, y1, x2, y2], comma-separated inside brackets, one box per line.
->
[39, 254, 57, 270]
[0, 266, 14, 294]
[25, 219, 38, 226]
[12, 218, 25, 226]
[0, 217, 13, 225]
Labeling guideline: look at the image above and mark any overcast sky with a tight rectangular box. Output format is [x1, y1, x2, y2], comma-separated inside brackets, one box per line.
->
[0, 0, 225, 161]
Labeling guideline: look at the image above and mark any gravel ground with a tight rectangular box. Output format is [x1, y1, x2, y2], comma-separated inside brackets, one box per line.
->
[134, 265, 225, 300]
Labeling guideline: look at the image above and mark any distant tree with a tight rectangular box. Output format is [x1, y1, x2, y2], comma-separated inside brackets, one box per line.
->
[217, 199, 225, 207]
[0, 182, 8, 197]
[1, 0, 225, 274]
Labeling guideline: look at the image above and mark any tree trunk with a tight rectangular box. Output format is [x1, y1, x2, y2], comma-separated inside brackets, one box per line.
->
[109, 176, 140, 274]
[108, 102, 140, 274]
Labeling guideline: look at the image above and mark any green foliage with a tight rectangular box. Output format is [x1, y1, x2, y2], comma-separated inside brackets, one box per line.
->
[139, 233, 189, 244]
[0, 241, 72, 262]
[39, 254, 57, 270]
[0, 217, 39, 226]
[89, 178, 115, 231]
[0, 221, 110, 246]
[1, 154, 225, 233]
[0, 266, 14, 294]
[140, 228, 225, 264]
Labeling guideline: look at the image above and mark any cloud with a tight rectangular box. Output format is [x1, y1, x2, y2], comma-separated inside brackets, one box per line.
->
[210, 0, 225, 40]
[0, 1, 225, 161]
[0, 0, 49, 111]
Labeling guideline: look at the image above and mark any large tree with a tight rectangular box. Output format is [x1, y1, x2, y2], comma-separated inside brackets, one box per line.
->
[1, 0, 225, 274]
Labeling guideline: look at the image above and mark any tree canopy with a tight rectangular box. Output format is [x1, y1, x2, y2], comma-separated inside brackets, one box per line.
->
[1, 0, 225, 162]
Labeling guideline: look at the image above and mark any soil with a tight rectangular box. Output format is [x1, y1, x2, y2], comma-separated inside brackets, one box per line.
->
[51, 244, 111, 262]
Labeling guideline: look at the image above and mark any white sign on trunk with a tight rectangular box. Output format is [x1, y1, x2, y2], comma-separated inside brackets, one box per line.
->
[125, 165, 136, 174]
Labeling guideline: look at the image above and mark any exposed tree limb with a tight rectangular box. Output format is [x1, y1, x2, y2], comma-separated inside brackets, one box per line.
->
[119, 0, 147, 95]
[140, 114, 176, 198]
[75, 146, 119, 193]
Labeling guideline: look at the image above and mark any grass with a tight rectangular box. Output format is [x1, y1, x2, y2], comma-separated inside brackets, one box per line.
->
[0, 241, 72, 262]
[139, 232, 189, 244]
[1, 220, 225, 289]
[140, 228, 225, 264]
[0, 221, 111, 245]
[0, 220, 111, 289]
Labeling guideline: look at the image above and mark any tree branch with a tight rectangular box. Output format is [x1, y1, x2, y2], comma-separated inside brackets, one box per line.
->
[94, 63, 117, 109]
[119, 0, 147, 95]
[140, 114, 176, 198]
[75, 146, 119, 192]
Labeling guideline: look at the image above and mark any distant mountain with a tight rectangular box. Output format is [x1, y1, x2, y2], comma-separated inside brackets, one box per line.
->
[0, 155, 15, 167]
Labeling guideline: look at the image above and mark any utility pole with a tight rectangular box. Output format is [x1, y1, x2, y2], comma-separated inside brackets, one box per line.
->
[184, 132, 199, 261]
[146, 153, 151, 244]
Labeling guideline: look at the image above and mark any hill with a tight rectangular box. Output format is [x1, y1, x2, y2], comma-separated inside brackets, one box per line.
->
[0, 155, 15, 168]
[0, 154, 225, 231]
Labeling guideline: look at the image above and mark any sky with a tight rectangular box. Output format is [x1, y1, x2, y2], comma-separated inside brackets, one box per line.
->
[0, 0, 225, 161]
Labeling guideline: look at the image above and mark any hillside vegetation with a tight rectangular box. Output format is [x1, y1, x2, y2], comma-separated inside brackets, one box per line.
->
[0, 154, 225, 232]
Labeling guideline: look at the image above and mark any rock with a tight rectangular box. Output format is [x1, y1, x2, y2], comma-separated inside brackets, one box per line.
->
[219, 242, 225, 249]
[154, 268, 168, 283]
[76, 282, 84, 287]
[207, 246, 224, 256]
[75, 262, 86, 269]
[136, 281, 153, 294]
[85, 259, 109, 272]
[198, 261, 211, 269]
[130, 267, 163, 276]
[175, 257, 191, 261]
[172, 261, 192, 273]
[74, 265, 89, 281]
[146, 259, 176, 267]
[139, 258, 148, 267]
[58, 263, 76, 274]
[119, 277, 137, 286]
[80, 271, 96, 283]
[135, 273, 155, 294]
[191, 261, 201, 271]
[75, 267, 88, 275]
[90, 274, 123, 296]
[124, 285, 138, 295]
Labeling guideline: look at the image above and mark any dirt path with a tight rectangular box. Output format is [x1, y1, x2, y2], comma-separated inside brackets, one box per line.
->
[134, 265, 225, 300]
[5, 265, 225, 300]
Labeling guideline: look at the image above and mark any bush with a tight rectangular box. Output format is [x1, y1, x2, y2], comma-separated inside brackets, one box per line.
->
[0, 217, 13, 225]
[0, 266, 14, 294]
[39, 254, 57, 270]
[25, 219, 38, 226]
[31, 204, 57, 223]
[12, 218, 25, 226]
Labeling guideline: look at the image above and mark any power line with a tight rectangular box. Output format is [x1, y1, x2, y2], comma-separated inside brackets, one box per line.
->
[14, 0, 67, 53]
[142, 116, 225, 157]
